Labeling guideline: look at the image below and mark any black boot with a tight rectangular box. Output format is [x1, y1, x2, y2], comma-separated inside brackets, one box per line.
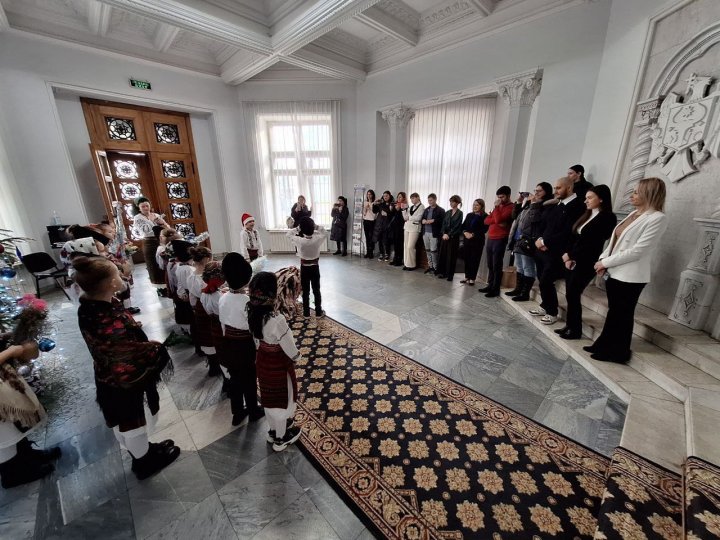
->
[207, 355, 222, 377]
[0, 452, 54, 488]
[131, 441, 180, 480]
[16, 438, 61, 463]
[512, 276, 533, 302]
[504, 273, 525, 296]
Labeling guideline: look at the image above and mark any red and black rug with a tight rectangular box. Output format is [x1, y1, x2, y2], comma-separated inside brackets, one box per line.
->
[291, 315, 612, 539]
[684, 456, 720, 539]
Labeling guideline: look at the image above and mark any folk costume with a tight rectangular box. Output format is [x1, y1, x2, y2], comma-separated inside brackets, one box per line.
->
[132, 210, 167, 285]
[287, 219, 326, 317]
[170, 240, 194, 331]
[239, 214, 263, 262]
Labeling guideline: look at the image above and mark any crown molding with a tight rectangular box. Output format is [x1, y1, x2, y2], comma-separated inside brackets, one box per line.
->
[283, 45, 366, 81]
[205, 0, 269, 26]
[379, 81, 496, 112]
[469, 0, 495, 16]
[96, 0, 272, 53]
[376, 0, 419, 27]
[153, 22, 180, 52]
[221, 49, 279, 84]
[314, 30, 368, 65]
[356, 5, 418, 47]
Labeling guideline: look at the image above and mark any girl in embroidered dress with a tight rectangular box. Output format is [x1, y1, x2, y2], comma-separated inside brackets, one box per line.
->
[74, 256, 179, 480]
[240, 213, 264, 262]
[218, 253, 265, 427]
[188, 247, 220, 374]
[247, 272, 301, 452]
[171, 240, 195, 338]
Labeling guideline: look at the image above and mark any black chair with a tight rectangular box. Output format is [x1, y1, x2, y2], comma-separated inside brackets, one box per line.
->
[21, 252, 70, 299]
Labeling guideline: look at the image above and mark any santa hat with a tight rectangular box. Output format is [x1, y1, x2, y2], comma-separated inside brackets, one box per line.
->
[242, 213, 255, 227]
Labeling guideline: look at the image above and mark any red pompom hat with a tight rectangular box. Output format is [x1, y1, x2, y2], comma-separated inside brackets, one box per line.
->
[242, 213, 254, 227]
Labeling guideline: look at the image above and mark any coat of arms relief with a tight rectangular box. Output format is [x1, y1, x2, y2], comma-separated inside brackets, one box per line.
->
[649, 73, 720, 182]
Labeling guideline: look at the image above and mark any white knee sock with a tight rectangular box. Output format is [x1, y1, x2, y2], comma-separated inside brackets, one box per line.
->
[112, 426, 127, 450]
[0, 421, 22, 463]
[121, 426, 150, 458]
[145, 411, 159, 434]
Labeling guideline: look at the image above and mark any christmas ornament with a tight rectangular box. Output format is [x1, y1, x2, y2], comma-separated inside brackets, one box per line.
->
[0, 267, 16, 279]
[16, 364, 31, 377]
[37, 338, 56, 352]
[0, 244, 4, 254]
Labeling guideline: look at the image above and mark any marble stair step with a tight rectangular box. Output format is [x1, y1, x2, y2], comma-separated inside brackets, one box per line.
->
[502, 294, 687, 472]
[685, 387, 720, 465]
[528, 284, 720, 380]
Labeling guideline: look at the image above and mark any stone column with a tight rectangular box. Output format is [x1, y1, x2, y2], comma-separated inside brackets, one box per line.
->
[493, 69, 542, 194]
[617, 97, 663, 213]
[669, 215, 720, 337]
[381, 106, 415, 193]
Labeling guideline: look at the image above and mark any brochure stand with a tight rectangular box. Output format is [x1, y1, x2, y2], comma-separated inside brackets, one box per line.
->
[350, 184, 367, 257]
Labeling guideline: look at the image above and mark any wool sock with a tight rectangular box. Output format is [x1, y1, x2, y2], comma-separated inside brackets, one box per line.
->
[122, 426, 150, 459]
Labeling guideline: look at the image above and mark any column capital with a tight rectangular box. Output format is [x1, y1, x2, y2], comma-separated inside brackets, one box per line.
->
[381, 106, 415, 129]
[495, 69, 542, 107]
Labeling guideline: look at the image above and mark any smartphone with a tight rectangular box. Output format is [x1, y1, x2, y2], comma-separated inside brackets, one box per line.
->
[520, 192, 530, 198]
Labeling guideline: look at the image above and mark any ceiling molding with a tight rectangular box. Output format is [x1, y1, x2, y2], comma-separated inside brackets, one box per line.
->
[268, 0, 307, 26]
[96, 0, 273, 53]
[205, 0, 269, 26]
[469, 0, 495, 16]
[221, 49, 278, 85]
[356, 5, 417, 47]
[375, 1, 419, 27]
[153, 22, 179, 52]
[0, 3, 9, 32]
[379, 81, 497, 111]
[314, 30, 369, 65]
[419, 0, 476, 32]
[87, 1, 112, 36]
[283, 46, 366, 81]
[271, 0, 381, 54]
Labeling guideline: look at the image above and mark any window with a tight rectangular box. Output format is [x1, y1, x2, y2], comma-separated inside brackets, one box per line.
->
[407, 97, 495, 209]
[244, 102, 341, 229]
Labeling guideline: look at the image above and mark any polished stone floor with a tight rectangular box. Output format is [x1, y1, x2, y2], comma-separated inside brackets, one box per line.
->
[0, 254, 626, 539]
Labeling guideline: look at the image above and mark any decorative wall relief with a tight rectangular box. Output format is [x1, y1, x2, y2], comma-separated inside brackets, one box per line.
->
[648, 74, 720, 183]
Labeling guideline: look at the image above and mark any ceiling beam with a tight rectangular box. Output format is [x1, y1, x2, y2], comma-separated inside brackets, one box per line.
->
[97, 0, 272, 54]
[271, 0, 382, 55]
[221, 50, 279, 85]
[0, 3, 9, 33]
[469, 0, 495, 16]
[153, 22, 180, 52]
[283, 46, 366, 81]
[356, 5, 417, 47]
[87, 1, 112, 36]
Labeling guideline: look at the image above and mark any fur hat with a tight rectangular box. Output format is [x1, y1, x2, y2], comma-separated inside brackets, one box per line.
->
[299, 216, 315, 237]
[222, 252, 253, 290]
[242, 213, 255, 227]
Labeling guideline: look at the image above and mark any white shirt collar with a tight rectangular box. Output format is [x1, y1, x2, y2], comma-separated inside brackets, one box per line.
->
[561, 193, 578, 205]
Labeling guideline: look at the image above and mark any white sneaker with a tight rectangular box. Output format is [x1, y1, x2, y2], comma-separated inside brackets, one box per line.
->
[529, 307, 546, 316]
[540, 315, 558, 325]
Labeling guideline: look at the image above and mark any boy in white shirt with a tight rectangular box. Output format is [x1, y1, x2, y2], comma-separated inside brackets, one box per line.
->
[286, 217, 327, 319]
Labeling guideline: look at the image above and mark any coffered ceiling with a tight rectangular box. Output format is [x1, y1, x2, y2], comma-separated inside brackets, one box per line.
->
[0, 0, 585, 84]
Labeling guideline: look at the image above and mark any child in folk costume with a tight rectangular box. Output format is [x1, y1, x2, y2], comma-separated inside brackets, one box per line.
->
[218, 253, 265, 426]
[199, 261, 231, 389]
[239, 213, 263, 262]
[286, 216, 327, 318]
[247, 272, 302, 452]
[188, 247, 220, 374]
[74, 256, 179, 480]
[156, 227, 181, 272]
[171, 240, 195, 337]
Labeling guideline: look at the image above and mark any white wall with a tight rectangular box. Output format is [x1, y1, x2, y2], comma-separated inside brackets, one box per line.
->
[0, 32, 241, 253]
[356, 0, 613, 201]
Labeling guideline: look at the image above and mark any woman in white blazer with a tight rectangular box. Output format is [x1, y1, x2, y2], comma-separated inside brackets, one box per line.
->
[402, 193, 425, 271]
[584, 177, 668, 363]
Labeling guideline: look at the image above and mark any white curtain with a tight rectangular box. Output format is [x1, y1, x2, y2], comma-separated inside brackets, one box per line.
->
[242, 101, 341, 229]
[407, 97, 495, 209]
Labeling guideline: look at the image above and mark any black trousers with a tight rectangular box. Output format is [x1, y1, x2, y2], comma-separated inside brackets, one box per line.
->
[437, 235, 460, 278]
[335, 240, 347, 253]
[301, 264, 322, 315]
[592, 278, 645, 360]
[536, 250, 563, 316]
[464, 237, 485, 280]
[363, 220, 375, 255]
[486, 238, 508, 292]
[392, 232, 404, 264]
[564, 263, 596, 332]
[228, 363, 261, 416]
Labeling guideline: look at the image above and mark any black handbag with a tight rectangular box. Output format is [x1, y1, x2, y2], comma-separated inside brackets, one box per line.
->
[516, 235, 536, 254]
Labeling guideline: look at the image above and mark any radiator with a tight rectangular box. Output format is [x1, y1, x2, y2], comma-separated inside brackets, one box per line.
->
[267, 229, 330, 253]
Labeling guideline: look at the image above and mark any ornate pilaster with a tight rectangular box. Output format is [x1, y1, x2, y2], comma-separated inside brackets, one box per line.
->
[381, 106, 415, 192]
[619, 97, 663, 213]
[495, 69, 542, 108]
[669, 218, 720, 336]
[381, 106, 415, 129]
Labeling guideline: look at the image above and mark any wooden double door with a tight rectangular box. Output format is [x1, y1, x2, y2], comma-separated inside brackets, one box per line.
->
[82, 99, 209, 249]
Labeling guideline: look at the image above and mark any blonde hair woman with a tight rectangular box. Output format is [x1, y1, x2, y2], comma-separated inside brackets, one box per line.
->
[585, 177, 668, 363]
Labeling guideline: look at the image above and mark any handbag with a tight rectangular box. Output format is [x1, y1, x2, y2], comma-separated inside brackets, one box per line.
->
[516, 235, 535, 254]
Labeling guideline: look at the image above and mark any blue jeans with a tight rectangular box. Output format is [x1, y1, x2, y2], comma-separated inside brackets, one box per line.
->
[514, 252, 537, 278]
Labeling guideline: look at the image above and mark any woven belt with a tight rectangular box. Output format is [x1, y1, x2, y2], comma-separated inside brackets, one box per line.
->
[301, 258, 319, 265]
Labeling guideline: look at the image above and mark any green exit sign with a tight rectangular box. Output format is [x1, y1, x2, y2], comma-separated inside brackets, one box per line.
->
[130, 78, 152, 90]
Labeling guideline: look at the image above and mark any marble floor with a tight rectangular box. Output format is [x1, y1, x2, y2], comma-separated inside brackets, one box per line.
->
[0, 253, 627, 539]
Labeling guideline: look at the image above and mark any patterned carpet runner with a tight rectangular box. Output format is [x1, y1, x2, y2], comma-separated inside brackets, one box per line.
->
[291, 315, 611, 539]
[684, 457, 720, 539]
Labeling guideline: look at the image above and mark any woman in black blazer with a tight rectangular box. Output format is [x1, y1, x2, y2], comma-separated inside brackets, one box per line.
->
[556, 185, 616, 340]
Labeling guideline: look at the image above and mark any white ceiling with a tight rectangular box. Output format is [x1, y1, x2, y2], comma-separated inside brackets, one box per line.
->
[0, 0, 581, 84]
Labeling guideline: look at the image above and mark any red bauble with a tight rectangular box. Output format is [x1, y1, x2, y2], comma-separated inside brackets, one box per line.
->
[0, 244, 4, 254]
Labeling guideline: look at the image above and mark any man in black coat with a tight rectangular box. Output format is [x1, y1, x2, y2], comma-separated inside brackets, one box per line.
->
[530, 176, 586, 324]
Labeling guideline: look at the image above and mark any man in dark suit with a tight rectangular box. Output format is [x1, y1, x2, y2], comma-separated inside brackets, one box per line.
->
[529, 176, 586, 324]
